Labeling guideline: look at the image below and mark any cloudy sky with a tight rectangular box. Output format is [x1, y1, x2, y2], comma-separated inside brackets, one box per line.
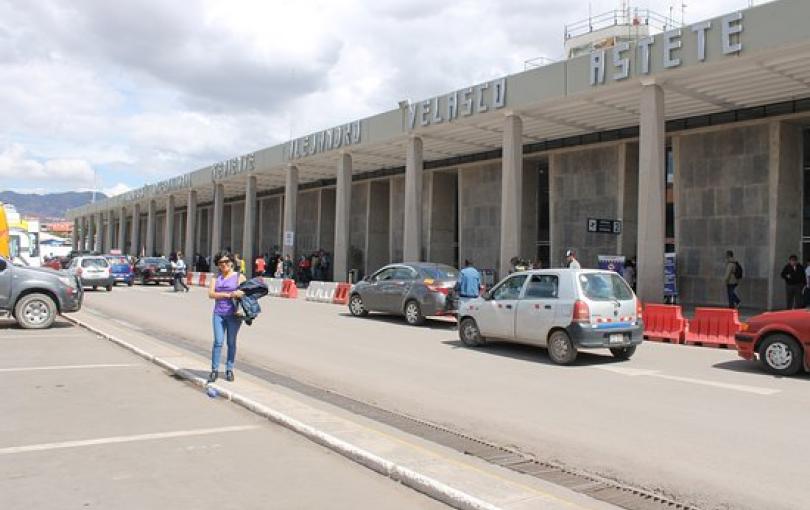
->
[0, 0, 762, 196]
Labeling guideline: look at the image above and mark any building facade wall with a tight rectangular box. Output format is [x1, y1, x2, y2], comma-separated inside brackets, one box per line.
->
[367, 180, 391, 273]
[259, 196, 282, 255]
[429, 171, 457, 267]
[350, 181, 369, 278]
[459, 161, 501, 274]
[550, 145, 622, 269]
[390, 176, 405, 263]
[319, 188, 336, 255]
[297, 190, 319, 254]
[676, 123, 771, 308]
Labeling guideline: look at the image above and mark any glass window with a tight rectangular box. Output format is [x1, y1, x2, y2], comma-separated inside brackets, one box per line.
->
[81, 258, 109, 268]
[392, 267, 417, 280]
[524, 275, 558, 299]
[579, 273, 633, 301]
[373, 268, 396, 281]
[419, 264, 458, 280]
[106, 256, 129, 265]
[491, 275, 528, 301]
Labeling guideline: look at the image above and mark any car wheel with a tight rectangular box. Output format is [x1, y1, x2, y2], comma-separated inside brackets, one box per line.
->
[106, 285, 113, 292]
[459, 317, 483, 347]
[610, 346, 636, 360]
[14, 293, 57, 329]
[404, 300, 425, 326]
[127, 281, 133, 287]
[547, 330, 577, 365]
[758, 334, 802, 376]
[92, 285, 97, 291]
[348, 294, 369, 317]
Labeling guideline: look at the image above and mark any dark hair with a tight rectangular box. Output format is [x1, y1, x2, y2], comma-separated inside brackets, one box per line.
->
[789, 254, 798, 261]
[214, 250, 235, 266]
[726, 250, 734, 258]
[464, 259, 472, 267]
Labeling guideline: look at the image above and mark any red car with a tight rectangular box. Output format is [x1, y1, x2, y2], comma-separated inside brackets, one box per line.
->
[736, 309, 810, 375]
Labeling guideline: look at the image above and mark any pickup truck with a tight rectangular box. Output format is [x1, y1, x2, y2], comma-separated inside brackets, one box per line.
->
[0, 256, 83, 329]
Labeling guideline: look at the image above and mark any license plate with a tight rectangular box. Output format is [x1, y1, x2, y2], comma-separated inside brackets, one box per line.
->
[609, 334, 625, 344]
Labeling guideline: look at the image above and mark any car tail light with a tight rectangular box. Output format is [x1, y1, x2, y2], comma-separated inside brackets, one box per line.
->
[636, 300, 643, 320]
[573, 300, 590, 323]
[739, 322, 749, 332]
[424, 279, 451, 295]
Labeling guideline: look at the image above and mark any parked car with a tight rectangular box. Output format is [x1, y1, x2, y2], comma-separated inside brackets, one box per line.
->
[348, 263, 459, 325]
[0, 255, 82, 328]
[735, 309, 810, 376]
[66, 255, 114, 291]
[104, 255, 134, 286]
[457, 269, 643, 365]
[134, 257, 173, 285]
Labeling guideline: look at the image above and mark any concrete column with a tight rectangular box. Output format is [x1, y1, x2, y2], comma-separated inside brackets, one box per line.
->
[636, 84, 666, 303]
[184, 190, 197, 268]
[243, 176, 257, 276]
[404, 136, 423, 262]
[130, 204, 141, 256]
[499, 114, 523, 278]
[71, 219, 79, 251]
[145, 200, 156, 256]
[118, 207, 126, 253]
[86, 214, 96, 252]
[333, 152, 352, 282]
[210, 184, 224, 262]
[164, 196, 175, 257]
[283, 166, 298, 260]
[103, 211, 113, 253]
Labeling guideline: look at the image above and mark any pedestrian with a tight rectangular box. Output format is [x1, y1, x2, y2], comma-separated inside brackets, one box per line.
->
[254, 254, 266, 277]
[623, 259, 636, 291]
[283, 254, 294, 279]
[320, 251, 331, 280]
[311, 251, 321, 281]
[724, 250, 741, 309]
[532, 258, 543, 270]
[565, 249, 581, 269]
[455, 259, 482, 304]
[780, 254, 805, 309]
[234, 253, 245, 275]
[274, 256, 283, 278]
[805, 257, 810, 308]
[173, 251, 189, 292]
[207, 251, 246, 383]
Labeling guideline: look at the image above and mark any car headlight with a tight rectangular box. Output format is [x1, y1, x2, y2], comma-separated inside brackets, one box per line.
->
[58, 276, 75, 288]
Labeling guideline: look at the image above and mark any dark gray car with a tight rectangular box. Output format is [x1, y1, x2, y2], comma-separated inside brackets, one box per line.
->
[348, 263, 459, 326]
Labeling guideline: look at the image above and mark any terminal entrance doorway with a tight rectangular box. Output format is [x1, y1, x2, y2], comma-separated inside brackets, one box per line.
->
[803, 129, 810, 262]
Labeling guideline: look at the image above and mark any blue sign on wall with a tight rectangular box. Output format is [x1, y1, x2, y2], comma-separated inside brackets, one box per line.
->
[664, 253, 677, 297]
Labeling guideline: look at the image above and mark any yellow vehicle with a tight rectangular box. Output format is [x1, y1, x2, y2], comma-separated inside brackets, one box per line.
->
[0, 202, 9, 259]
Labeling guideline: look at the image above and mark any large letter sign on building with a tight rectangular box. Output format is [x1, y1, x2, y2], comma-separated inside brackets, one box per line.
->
[590, 13, 743, 85]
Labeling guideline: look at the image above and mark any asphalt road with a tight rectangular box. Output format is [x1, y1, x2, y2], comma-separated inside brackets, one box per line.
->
[0, 317, 448, 510]
[78, 284, 810, 510]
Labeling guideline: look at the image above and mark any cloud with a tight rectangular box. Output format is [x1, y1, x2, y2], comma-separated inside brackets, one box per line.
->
[0, 143, 95, 185]
[103, 182, 131, 197]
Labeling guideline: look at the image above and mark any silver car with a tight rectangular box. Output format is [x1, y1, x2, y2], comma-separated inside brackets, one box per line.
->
[67, 256, 114, 291]
[348, 263, 459, 326]
[457, 269, 643, 364]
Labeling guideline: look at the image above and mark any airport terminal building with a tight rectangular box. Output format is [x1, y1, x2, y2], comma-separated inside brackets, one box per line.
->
[68, 0, 810, 310]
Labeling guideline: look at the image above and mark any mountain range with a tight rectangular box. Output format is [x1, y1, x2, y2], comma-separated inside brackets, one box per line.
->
[0, 191, 107, 221]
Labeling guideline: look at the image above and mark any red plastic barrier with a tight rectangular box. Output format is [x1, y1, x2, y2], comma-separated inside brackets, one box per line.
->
[186, 272, 194, 285]
[199, 273, 208, 287]
[643, 304, 686, 344]
[281, 279, 298, 299]
[333, 283, 351, 305]
[683, 307, 740, 349]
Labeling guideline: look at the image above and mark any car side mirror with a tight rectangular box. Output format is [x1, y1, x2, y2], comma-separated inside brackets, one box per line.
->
[482, 290, 492, 300]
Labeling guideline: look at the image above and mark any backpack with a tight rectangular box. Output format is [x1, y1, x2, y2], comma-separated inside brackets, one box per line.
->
[733, 261, 743, 280]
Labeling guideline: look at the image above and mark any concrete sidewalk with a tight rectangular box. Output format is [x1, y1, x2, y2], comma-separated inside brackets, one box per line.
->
[69, 308, 620, 510]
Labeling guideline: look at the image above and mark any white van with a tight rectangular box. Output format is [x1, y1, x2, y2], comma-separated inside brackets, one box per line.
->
[457, 269, 643, 364]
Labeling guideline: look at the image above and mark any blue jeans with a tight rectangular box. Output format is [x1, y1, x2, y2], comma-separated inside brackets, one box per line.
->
[726, 284, 740, 308]
[211, 314, 241, 371]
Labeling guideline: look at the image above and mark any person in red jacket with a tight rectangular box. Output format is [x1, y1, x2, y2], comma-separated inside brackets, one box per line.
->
[254, 255, 266, 277]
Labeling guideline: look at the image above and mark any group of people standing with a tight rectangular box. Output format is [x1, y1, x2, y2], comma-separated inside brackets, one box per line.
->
[724, 251, 810, 310]
[253, 250, 331, 283]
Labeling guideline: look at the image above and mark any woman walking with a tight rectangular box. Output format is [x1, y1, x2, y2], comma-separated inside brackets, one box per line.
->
[208, 251, 246, 383]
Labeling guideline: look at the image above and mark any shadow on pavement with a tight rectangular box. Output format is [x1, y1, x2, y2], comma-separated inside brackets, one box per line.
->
[440, 339, 623, 367]
[713, 359, 810, 381]
[0, 318, 75, 330]
[337, 312, 458, 331]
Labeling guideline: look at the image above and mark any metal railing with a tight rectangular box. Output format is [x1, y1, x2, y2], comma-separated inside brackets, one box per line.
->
[564, 8, 680, 40]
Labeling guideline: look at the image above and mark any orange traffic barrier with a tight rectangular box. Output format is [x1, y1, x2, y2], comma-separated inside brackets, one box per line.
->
[199, 273, 208, 287]
[683, 307, 740, 349]
[186, 272, 194, 285]
[281, 279, 298, 298]
[643, 304, 686, 344]
[333, 283, 351, 305]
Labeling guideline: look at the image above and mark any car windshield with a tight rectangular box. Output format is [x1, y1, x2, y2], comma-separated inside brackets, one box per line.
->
[142, 258, 166, 265]
[106, 256, 129, 265]
[579, 273, 633, 301]
[419, 264, 458, 280]
[81, 258, 109, 268]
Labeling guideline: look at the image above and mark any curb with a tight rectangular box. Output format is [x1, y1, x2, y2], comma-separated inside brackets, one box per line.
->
[64, 315, 503, 510]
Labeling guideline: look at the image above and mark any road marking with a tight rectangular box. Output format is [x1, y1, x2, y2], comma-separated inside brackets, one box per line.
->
[0, 363, 136, 373]
[594, 365, 780, 395]
[111, 318, 144, 331]
[0, 425, 260, 455]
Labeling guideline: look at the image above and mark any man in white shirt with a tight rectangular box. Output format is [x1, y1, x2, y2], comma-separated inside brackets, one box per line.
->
[565, 249, 581, 270]
[172, 252, 189, 292]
